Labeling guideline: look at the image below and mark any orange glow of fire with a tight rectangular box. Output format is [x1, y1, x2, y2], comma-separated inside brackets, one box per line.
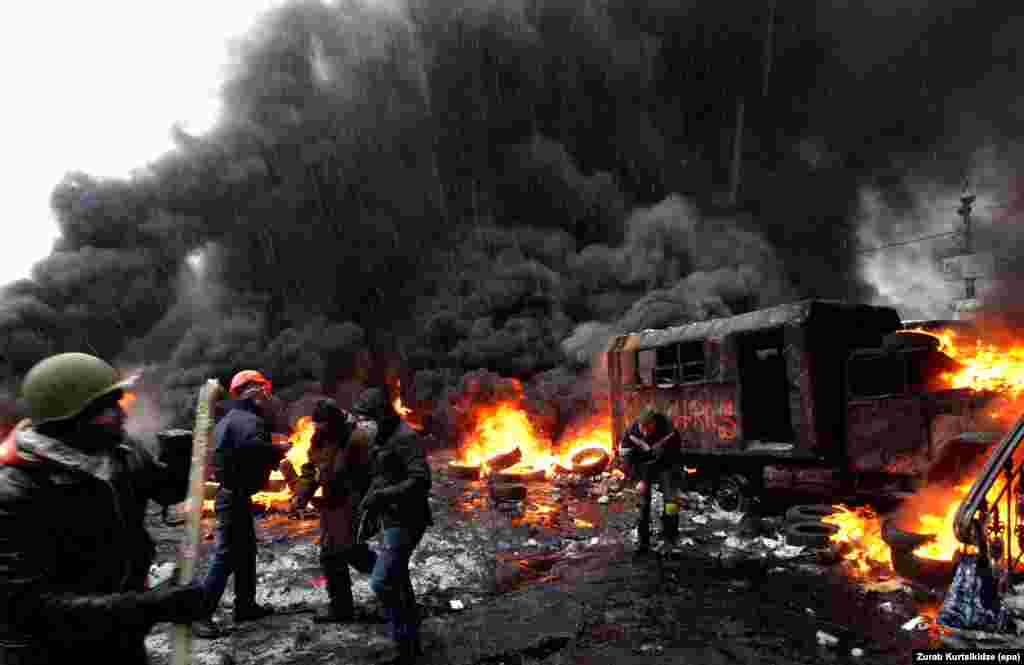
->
[904, 328, 1024, 397]
[823, 505, 894, 576]
[118, 391, 137, 412]
[202, 416, 324, 513]
[456, 401, 613, 478]
[817, 326, 1024, 572]
[393, 381, 424, 431]
[824, 476, 1012, 576]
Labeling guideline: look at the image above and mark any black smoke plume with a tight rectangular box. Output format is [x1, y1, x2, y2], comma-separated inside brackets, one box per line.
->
[1, 0, 1022, 435]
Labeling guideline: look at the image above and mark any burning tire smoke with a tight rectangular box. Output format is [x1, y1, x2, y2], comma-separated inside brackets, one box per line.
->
[0, 0, 1022, 443]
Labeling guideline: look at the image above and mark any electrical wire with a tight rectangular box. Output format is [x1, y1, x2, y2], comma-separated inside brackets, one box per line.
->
[855, 230, 961, 254]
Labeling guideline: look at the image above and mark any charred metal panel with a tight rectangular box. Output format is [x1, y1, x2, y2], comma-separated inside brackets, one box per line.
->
[783, 323, 816, 453]
[846, 396, 928, 473]
[621, 383, 740, 452]
[704, 337, 722, 381]
[718, 336, 739, 382]
[630, 299, 901, 352]
[634, 300, 816, 350]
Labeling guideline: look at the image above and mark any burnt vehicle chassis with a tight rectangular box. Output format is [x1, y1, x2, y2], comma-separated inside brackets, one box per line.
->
[606, 300, 999, 507]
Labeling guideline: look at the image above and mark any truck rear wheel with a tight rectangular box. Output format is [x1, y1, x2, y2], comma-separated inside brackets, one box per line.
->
[715, 473, 755, 513]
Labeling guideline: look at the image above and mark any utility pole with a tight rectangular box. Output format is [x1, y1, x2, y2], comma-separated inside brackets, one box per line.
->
[957, 182, 977, 300]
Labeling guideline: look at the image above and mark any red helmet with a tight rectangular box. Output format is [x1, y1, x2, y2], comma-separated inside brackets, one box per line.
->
[229, 370, 271, 397]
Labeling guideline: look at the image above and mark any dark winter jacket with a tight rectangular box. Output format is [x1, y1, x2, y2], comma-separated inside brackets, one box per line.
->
[212, 399, 289, 496]
[0, 426, 190, 662]
[619, 413, 683, 474]
[294, 412, 370, 507]
[365, 418, 433, 533]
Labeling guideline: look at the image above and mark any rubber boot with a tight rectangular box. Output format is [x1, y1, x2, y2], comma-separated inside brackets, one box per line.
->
[315, 555, 355, 623]
[660, 512, 679, 543]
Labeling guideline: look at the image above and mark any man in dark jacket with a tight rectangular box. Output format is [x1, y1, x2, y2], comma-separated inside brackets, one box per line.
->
[354, 388, 433, 665]
[194, 370, 290, 639]
[619, 406, 683, 553]
[0, 352, 206, 664]
[290, 398, 375, 623]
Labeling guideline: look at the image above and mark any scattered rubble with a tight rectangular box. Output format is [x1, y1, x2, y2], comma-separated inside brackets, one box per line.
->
[139, 451, 949, 663]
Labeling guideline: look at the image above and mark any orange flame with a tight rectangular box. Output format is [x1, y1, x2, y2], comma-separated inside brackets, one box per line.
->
[118, 391, 137, 412]
[823, 505, 893, 576]
[904, 328, 1024, 397]
[456, 400, 613, 478]
[202, 416, 325, 513]
[811, 327, 1024, 573]
[393, 381, 424, 431]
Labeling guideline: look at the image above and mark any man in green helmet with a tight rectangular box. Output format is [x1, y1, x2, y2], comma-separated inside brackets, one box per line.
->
[619, 406, 684, 553]
[0, 352, 207, 664]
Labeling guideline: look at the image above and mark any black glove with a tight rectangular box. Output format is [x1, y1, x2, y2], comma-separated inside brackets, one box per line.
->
[142, 582, 207, 624]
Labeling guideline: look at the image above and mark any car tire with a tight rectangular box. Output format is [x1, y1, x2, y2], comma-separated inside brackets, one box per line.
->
[785, 520, 840, 548]
[785, 504, 840, 524]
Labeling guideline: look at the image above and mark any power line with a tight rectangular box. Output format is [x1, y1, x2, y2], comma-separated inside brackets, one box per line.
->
[854, 230, 961, 254]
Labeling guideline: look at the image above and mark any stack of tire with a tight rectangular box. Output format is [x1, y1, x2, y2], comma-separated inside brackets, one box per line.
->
[783, 504, 841, 549]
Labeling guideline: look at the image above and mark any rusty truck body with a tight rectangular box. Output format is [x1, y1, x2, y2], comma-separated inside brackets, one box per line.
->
[605, 299, 998, 499]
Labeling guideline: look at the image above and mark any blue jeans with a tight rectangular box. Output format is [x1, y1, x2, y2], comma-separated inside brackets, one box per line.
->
[201, 489, 257, 615]
[368, 526, 424, 644]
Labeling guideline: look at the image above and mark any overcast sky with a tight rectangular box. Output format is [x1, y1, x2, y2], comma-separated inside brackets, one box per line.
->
[0, 1, 287, 288]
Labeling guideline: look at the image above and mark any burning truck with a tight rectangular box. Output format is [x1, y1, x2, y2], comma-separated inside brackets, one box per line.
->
[605, 299, 1002, 505]
[604, 299, 1024, 581]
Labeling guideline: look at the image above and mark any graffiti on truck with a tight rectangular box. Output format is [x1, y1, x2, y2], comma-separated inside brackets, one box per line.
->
[670, 398, 737, 441]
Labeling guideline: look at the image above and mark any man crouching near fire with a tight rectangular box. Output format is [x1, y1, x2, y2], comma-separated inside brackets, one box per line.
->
[354, 388, 433, 664]
[0, 352, 206, 664]
[620, 406, 684, 554]
[289, 398, 377, 623]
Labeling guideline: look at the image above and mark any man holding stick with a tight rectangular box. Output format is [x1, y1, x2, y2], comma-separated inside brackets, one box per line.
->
[193, 370, 290, 639]
[0, 352, 206, 664]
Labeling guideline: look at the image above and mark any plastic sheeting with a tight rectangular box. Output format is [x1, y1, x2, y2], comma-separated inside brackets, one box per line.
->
[938, 554, 1008, 632]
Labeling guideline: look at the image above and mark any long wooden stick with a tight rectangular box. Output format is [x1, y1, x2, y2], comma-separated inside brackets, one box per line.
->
[173, 379, 224, 665]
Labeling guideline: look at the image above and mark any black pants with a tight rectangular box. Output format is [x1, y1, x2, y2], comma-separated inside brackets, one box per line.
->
[201, 489, 257, 615]
[627, 451, 680, 548]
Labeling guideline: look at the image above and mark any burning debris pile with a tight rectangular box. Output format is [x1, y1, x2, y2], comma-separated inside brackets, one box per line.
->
[440, 374, 614, 483]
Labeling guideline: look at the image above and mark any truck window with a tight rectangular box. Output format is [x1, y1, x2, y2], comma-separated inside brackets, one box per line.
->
[849, 353, 906, 398]
[655, 346, 678, 386]
[679, 342, 706, 382]
[650, 342, 705, 386]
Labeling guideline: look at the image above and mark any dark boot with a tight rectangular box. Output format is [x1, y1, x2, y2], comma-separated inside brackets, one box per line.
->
[660, 513, 679, 543]
[233, 603, 275, 623]
[315, 554, 355, 624]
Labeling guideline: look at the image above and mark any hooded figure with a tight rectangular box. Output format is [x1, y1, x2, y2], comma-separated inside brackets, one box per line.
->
[354, 388, 433, 664]
[290, 398, 376, 623]
[0, 353, 206, 664]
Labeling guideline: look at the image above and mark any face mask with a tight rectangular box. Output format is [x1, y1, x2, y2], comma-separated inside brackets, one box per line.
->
[73, 406, 125, 451]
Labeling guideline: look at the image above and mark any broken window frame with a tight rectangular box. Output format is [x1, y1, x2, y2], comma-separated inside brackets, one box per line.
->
[847, 350, 909, 400]
[651, 342, 706, 388]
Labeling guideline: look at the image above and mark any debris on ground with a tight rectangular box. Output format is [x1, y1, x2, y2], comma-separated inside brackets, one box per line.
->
[816, 630, 839, 647]
[901, 616, 929, 631]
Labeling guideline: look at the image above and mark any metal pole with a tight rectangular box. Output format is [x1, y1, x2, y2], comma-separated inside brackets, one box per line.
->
[958, 185, 977, 300]
[728, 97, 745, 207]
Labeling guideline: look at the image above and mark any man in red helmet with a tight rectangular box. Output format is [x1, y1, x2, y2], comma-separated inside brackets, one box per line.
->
[193, 370, 290, 639]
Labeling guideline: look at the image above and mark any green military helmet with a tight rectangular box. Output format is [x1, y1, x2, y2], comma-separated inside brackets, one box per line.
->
[20, 352, 135, 425]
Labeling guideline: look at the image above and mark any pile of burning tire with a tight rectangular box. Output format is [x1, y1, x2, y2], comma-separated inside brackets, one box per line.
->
[447, 445, 612, 482]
